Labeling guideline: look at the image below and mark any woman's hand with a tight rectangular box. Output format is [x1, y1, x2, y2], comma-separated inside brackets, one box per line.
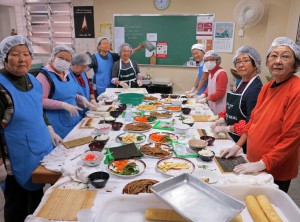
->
[219, 144, 241, 158]
[48, 126, 62, 146]
[233, 160, 266, 174]
[62, 102, 82, 116]
[119, 81, 129, 88]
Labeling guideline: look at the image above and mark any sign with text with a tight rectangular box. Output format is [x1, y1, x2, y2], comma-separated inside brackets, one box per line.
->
[74, 6, 95, 38]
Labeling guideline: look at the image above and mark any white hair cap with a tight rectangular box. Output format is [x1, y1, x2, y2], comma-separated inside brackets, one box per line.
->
[204, 50, 222, 64]
[97, 36, 110, 46]
[71, 52, 91, 65]
[118, 43, 132, 55]
[50, 45, 74, 60]
[191, 44, 206, 53]
[267, 37, 300, 60]
[233, 45, 261, 73]
[0, 35, 34, 64]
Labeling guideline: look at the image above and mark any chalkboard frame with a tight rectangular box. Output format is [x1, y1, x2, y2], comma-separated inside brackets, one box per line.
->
[113, 14, 215, 67]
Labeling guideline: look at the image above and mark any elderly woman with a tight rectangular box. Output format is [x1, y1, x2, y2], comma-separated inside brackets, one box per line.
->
[185, 44, 208, 97]
[220, 37, 300, 193]
[0, 35, 60, 222]
[36, 45, 95, 138]
[197, 50, 228, 115]
[211, 46, 263, 150]
[69, 52, 97, 119]
[111, 43, 143, 88]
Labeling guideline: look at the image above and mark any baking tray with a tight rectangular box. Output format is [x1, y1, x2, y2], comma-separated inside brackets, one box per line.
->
[151, 173, 245, 222]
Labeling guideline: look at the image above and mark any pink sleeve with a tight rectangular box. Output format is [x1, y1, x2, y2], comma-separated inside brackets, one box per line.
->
[209, 71, 228, 102]
[36, 73, 65, 109]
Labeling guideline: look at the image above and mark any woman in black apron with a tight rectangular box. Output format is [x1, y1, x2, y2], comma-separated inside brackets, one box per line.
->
[111, 43, 143, 88]
[211, 46, 263, 153]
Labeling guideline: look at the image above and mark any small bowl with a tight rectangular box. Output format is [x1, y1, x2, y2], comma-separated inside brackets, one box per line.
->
[188, 139, 208, 149]
[104, 116, 116, 124]
[161, 94, 168, 99]
[88, 171, 110, 188]
[182, 99, 188, 105]
[170, 94, 180, 99]
[81, 151, 103, 167]
[104, 100, 113, 105]
[182, 118, 194, 127]
[95, 124, 112, 134]
[111, 121, 123, 131]
[89, 141, 106, 152]
[118, 104, 127, 111]
[200, 136, 215, 146]
[110, 110, 123, 118]
[171, 99, 183, 106]
[181, 107, 191, 115]
[173, 123, 190, 134]
[198, 150, 215, 162]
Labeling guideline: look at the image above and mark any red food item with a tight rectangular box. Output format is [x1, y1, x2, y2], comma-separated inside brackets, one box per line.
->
[100, 126, 110, 130]
[84, 154, 96, 161]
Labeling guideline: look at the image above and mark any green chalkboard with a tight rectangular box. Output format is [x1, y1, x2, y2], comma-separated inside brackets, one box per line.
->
[114, 14, 214, 66]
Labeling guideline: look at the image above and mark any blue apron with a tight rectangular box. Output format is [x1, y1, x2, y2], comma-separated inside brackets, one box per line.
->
[69, 68, 90, 119]
[94, 53, 113, 95]
[41, 68, 80, 139]
[0, 73, 53, 191]
[197, 65, 208, 95]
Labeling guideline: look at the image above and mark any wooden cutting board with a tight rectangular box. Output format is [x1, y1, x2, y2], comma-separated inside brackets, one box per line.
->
[215, 156, 247, 173]
[36, 189, 96, 221]
[62, 136, 94, 148]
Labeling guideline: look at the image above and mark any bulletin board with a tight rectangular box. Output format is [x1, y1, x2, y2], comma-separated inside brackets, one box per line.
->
[113, 14, 215, 66]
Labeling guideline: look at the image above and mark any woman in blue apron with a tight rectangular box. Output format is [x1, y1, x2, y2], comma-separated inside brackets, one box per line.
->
[0, 35, 60, 222]
[69, 52, 98, 119]
[211, 46, 263, 153]
[185, 44, 208, 97]
[111, 43, 143, 88]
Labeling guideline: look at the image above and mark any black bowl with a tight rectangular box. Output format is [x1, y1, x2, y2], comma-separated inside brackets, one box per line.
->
[181, 107, 191, 115]
[200, 136, 215, 146]
[161, 94, 169, 99]
[88, 171, 109, 188]
[118, 104, 127, 111]
[170, 94, 180, 99]
[198, 150, 215, 162]
[110, 110, 123, 118]
[182, 99, 188, 104]
[89, 140, 107, 152]
[111, 121, 123, 131]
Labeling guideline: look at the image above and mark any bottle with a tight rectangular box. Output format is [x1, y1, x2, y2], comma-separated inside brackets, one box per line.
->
[125, 104, 133, 122]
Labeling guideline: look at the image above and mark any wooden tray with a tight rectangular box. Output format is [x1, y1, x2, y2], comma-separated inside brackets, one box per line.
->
[192, 115, 214, 122]
[62, 136, 94, 148]
[197, 129, 230, 140]
[36, 189, 96, 221]
[215, 156, 247, 173]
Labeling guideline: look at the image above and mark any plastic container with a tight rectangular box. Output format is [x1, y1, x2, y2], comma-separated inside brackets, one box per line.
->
[125, 104, 133, 122]
[77, 209, 94, 222]
[118, 93, 144, 106]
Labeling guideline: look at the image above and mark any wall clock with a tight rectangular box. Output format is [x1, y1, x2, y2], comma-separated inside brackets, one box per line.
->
[154, 0, 170, 10]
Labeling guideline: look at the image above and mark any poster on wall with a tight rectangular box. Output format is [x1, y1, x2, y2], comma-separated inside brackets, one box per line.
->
[213, 22, 235, 53]
[296, 16, 300, 46]
[73, 6, 95, 38]
[156, 42, 168, 58]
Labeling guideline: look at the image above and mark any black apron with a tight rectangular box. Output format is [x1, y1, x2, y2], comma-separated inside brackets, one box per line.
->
[117, 59, 138, 88]
[226, 76, 258, 152]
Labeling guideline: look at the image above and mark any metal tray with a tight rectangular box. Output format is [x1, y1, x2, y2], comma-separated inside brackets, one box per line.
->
[151, 173, 245, 222]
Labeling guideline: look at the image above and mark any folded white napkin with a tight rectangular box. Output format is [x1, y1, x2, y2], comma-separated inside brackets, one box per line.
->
[97, 91, 118, 102]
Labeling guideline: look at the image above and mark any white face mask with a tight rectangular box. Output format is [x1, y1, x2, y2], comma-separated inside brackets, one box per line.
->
[53, 58, 70, 72]
[205, 61, 216, 70]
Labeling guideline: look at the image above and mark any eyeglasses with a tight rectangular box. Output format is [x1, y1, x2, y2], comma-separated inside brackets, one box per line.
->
[234, 59, 251, 66]
[268, 53, 293, 62]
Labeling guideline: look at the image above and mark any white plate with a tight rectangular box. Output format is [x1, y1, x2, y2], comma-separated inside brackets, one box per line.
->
[116, 132, 146, 144]
[163, 106, 182, 112]
[133, 115, 158, 124]
[156, 157, 195, 176]
[192, 169, 219, 184]
[108, 159, 146, 177]
[148, 132, 178, 144]
[139, 143, 173, 159]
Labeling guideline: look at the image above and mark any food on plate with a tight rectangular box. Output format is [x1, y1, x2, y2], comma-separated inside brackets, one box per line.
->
[245, 195, 269, 222]
[148, 101, 163, 106]
[157, 161, 190, 173]
[140, 143, 172, 158]
[137, 104, 157, 111]
[200, 177, 209, 183]
[117, 133, 145, 143]
[149, 133, 177, 143]
[122, 179, 158, 194]
[150, 111, 172, 118]
[110, 160, 140, 176]
[84, 154, 97, 161]
[198, 150, 214, 156]
[144, 95, 158, 101]
[85, 118, 94, 127]
[164, 106, 181, 112]
[94, 134, 109, 141]
[145, 209, 187, 222]
[133, 115, 157, 123]
[124, 122, 152, 131]
[256, 195, 282, 222]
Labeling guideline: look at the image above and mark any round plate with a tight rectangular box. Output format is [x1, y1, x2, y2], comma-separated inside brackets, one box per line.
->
[139, 143, 173, 159]
[124, 122, 152, 133]
[156, 157, 195, 176]
[149, 111, 172, 119]
[122, 179, 159, 194]
[108, 159, 146, 178]
[136, 105, 157, 111]
[192, 169, 219, 184]
[147, 101, 164, 107]
[163, 106, 182, 112]
[116, 132, 146, 144]
[85, 111, 104, 118]
[133, 115, 158, 124]
[161, 98, 172, 104]
[148, 132, 178, 144]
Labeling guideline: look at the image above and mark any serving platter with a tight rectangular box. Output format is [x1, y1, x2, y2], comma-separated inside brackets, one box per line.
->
[148, 132, 178, 144]
[116, 132, 146, 144]
[108, 159, 146, 178]
[133, 115, 157, 124]
[139, 143, 173, 159]
[163, 106, 182, 112]
[149, 111, 172, 119]
[192, 169, 219, 184]
[124, 122, 152, 133]
[136, 104, 157, 111]
[156, 157, 195, 176]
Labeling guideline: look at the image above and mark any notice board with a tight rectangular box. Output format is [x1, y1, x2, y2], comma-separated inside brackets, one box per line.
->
[114, 14, 214, 66]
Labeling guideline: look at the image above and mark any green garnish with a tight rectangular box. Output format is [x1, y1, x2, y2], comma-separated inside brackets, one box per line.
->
[137, 135, 144, 141]
[147, 115, 157, 122]
[198, 165, 209, 169]
[118, 163, 139, 175]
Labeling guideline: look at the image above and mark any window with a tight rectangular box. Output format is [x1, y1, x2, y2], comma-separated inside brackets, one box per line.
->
[24, 0, 74, 55]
